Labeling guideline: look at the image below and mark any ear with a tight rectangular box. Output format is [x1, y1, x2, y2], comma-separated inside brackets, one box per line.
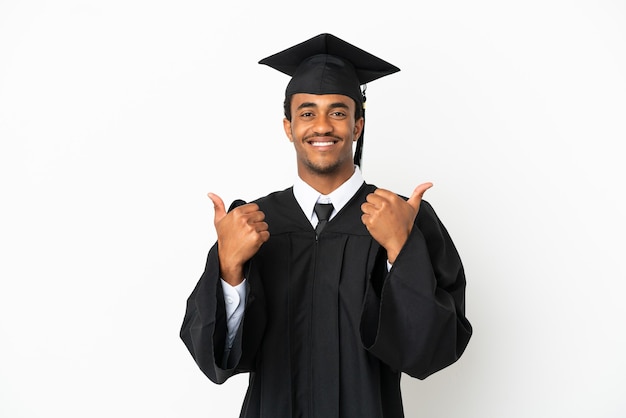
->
[353, 117, 364, 142]
[283, 118, 294, 142]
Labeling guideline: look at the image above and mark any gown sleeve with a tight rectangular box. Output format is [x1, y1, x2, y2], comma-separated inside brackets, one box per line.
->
[360, 200, 473, 379]
[180, 245, 234, 383]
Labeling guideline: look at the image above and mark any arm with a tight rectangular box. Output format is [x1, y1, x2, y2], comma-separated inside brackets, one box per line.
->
[180, 195, 269, 383]
[360, 186, 472, 379]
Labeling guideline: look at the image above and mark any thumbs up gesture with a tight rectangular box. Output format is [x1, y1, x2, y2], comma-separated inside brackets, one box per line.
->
[208, 193, 270, 286]
[360, 183, 433, 264]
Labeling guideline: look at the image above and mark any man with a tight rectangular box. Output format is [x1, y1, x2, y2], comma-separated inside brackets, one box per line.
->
[181, 33, 472, 418]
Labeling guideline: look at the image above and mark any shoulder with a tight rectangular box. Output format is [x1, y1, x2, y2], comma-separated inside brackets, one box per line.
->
[415, 199, 452, 245]
[415, 199, 439, 225]
[226, 187, 293, 212]
[253, 187, 294, 209]
[356, 182, 378, 199]
[252, 187, 308, 234]
[417, 199, 436, 217]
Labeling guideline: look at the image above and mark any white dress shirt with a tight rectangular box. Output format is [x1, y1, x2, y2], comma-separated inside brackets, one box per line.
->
[293, 165, 365, 227]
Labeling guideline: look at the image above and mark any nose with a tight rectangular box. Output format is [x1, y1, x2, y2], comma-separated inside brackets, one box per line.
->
[313, 114, 333, 135]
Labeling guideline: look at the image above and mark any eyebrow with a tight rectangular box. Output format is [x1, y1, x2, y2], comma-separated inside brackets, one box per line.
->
[296, 102, 350, 111]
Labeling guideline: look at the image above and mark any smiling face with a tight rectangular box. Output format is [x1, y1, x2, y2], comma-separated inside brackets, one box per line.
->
[283, 93, 364, 188]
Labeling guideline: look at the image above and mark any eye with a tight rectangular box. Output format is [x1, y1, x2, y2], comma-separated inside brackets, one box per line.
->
[299, 111, 314, 119]
[330, 110, 347, 119]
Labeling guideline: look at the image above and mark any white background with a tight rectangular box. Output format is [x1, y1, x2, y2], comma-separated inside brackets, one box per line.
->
[1, 0, 625, 417]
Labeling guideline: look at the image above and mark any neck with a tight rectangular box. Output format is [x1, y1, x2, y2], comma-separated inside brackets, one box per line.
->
[298, 165, 355, 195]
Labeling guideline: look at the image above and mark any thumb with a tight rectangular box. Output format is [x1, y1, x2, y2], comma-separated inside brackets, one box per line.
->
[207, 192, 227, 224]
[407, 182, 433, 210]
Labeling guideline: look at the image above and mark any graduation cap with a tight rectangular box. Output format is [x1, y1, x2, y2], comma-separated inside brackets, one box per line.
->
[259, 33, 400, 167]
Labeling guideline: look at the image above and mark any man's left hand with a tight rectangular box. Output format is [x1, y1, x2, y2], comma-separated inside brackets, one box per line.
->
[361, 183, 433, 263]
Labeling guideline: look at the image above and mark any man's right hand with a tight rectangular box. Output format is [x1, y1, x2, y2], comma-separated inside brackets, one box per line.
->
[208, 193, 270, 286]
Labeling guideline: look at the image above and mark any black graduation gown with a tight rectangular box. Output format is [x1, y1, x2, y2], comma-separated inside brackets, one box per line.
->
[180, 183, 472, 418]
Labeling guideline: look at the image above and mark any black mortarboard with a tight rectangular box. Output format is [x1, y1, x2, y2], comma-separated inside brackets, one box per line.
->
[259, 33, 400, 167]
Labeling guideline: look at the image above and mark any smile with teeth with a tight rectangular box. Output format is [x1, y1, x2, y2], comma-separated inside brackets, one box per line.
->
[308, 138, 338, 147]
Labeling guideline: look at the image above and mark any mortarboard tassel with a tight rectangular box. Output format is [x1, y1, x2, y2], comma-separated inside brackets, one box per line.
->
[353, 86, 366, 167]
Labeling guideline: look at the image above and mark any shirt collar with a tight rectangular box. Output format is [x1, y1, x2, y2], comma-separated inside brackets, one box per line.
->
[293, 166, 365, 226]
